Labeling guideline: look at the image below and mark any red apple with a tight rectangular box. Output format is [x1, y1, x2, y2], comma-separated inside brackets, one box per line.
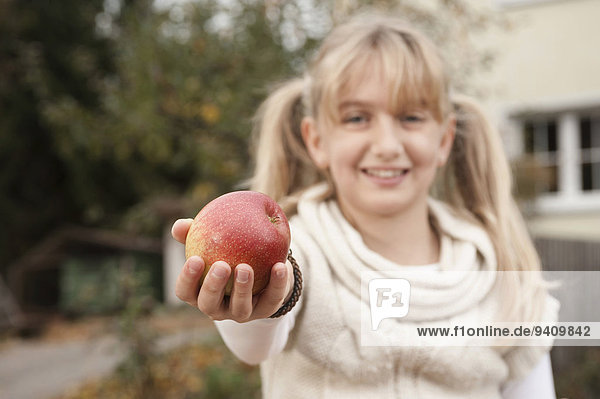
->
[185, 191, 291, 295]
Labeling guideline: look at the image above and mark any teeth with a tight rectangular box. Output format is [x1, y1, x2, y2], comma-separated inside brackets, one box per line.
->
[364, 169, 407, 178]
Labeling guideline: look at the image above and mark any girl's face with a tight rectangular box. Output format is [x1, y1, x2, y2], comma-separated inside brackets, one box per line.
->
[302, 69, 455, 221]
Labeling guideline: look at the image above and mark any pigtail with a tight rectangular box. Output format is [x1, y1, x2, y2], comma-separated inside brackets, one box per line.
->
[442, 94, 549, 322]
[249, 78, 323, 214]
[443, 95, 537, 271]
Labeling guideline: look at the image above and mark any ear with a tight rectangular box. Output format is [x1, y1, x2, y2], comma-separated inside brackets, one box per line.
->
[437, 114, 456, 167]
[301, 116, 329, 169]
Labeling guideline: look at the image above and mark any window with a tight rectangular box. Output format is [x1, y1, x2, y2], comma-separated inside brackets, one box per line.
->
[580, 116, 600, 191]
[513, 107, 600, 213]
[523, 118, 559, 193]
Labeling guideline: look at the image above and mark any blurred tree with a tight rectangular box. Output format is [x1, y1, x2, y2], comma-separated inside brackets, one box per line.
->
[42, 0, 319, 236]
[0, 0, 114, 276]
[1, 0, 506, 278]
[0, 0, 320, 276]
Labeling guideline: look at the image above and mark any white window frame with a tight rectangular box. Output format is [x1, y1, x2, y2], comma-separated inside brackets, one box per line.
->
[501, 94, 600, 213]
[580, 115, 600, 192]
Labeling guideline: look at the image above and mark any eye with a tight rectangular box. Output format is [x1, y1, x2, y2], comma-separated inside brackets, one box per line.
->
[399, 114, 425, 123]
[342, 112, 369, 126]
[397, 110, 432, 128]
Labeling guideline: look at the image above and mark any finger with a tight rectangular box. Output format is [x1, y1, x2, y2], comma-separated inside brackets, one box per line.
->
[229, 264, 254, 321]
[253, 262, 289, 317]
[282, 261, 294, 302]
[197, 261, 231, 318]
[175, 256, 205, 306]
[171, 218, 193, 244]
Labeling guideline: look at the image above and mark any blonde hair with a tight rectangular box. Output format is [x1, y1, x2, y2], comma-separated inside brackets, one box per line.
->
[252, 15, 449, 210]
[250, 14, 547, 322]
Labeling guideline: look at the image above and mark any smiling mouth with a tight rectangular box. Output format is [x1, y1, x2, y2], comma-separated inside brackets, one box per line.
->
[362, 168, 410, 178]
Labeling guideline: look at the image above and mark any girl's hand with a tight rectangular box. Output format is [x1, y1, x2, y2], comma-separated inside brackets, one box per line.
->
[171, 218, 293, 322]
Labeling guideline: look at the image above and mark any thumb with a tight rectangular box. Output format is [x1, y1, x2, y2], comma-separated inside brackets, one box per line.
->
[171, 218, 194, 244]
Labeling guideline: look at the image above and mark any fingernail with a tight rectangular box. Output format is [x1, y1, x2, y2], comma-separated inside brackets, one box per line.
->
[212, 264, 228, 279]
[276, 267, 286, 279]
[188, 257, 202, 274]
[236, 269, 249, 283]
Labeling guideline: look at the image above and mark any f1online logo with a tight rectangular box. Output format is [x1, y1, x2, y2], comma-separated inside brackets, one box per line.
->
[368, 279, 411, 330]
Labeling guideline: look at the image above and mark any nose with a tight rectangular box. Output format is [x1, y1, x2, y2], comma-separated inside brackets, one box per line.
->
[372, 116, 403, 160]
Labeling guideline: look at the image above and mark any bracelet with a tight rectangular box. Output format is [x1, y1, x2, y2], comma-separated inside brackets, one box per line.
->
[270, 249, 303, 318]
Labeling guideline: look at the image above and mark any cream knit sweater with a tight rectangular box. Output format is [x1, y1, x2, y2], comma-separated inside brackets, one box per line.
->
[258, 185, 559, 399]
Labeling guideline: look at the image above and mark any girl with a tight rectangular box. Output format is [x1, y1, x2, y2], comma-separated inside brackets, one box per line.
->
[172, 14, 559, 398]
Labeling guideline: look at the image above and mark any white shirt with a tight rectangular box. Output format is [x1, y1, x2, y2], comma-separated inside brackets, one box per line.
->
[215, 263, 557, 398]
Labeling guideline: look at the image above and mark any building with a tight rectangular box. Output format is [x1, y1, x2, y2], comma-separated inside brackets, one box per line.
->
[487, 0, 600, 242]
[485, 1, 600, 384]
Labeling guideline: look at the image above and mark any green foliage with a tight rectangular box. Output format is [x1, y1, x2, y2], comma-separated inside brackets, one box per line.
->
[1, 0, 506, 277]
[0, 0, 316, 275]
[60, 258, 122, 315]
[203, 359, 262, 399]
[114, 266, 160, 399]
[0, 0, 113, 276]
[43, 0, 316, 234]
[59, 253, 162, 315]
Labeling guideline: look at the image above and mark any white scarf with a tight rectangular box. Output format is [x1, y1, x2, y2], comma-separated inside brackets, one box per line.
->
[272, 184, 557, 396]
[294, 184, 498, 322]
